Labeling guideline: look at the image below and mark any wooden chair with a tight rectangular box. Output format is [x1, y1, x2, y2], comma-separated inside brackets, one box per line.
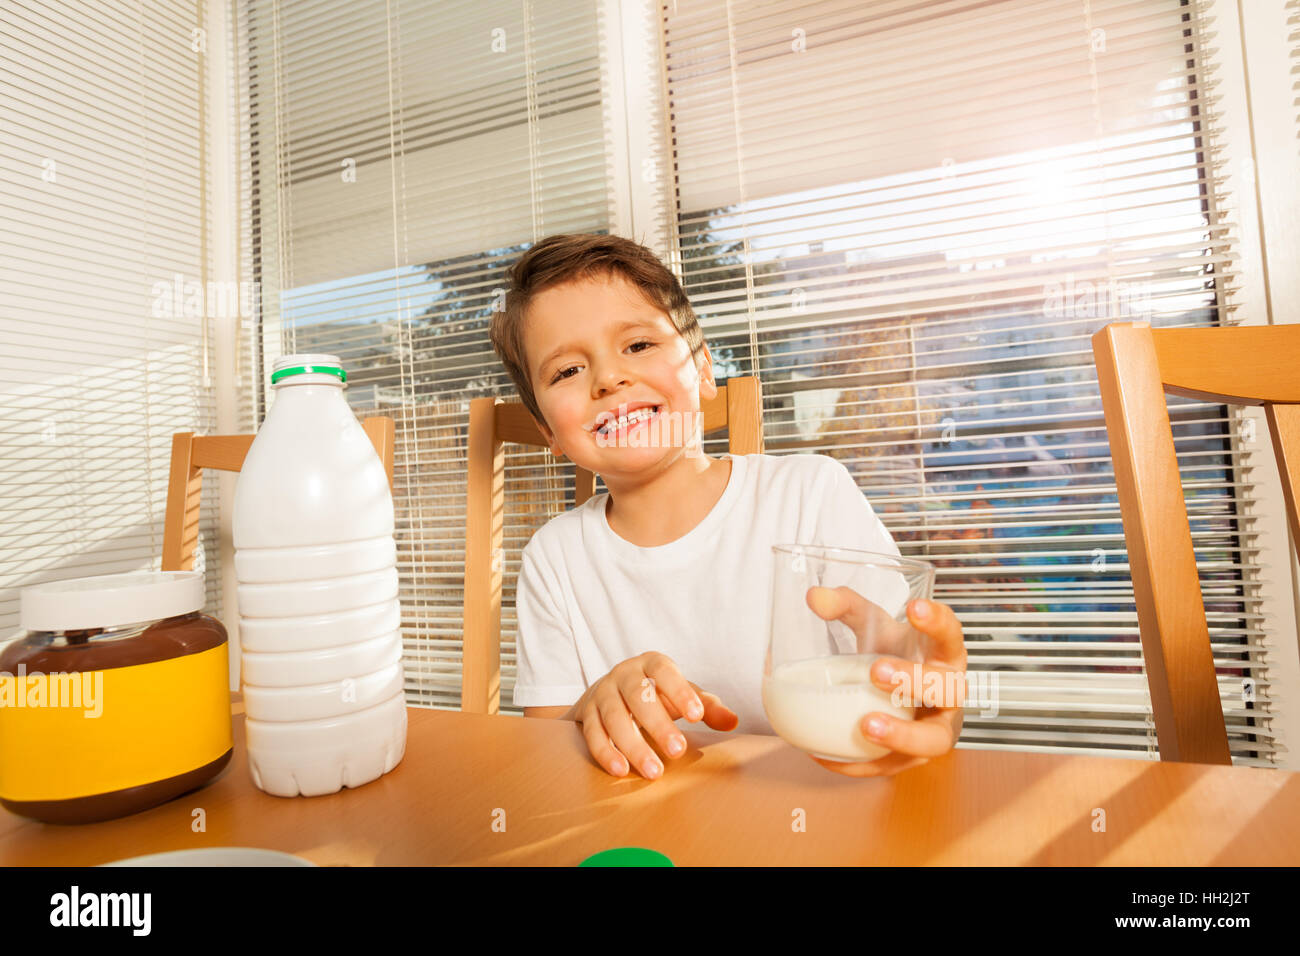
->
[161, 417, 395, 571]
[1091, 321, 1300, 764]
[462, 377, 765, 715]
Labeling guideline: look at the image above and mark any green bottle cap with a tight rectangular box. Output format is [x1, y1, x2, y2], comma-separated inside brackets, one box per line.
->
[270, 363, 346, 385]
[578, 847, 674, 867]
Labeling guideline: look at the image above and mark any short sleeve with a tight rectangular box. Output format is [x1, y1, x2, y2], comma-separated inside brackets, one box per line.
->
[816, 457, 899, 557]
[814, 457, 910, 619]
[511, 541, 588, 708]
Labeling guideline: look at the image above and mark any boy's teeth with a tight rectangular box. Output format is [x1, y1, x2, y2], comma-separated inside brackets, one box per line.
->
[601, 406, 656, 433]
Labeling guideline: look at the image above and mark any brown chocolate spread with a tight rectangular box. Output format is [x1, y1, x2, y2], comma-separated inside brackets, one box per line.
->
[0, 611, 233, 825]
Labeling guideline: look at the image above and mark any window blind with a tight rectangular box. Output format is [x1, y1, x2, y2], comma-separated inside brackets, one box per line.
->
[0, 1, 222, 635]
[661, 0, 1280, 763]
[228, 0, 259, 436]
[241, 0, 619, 709]
[1292, 0, 1300, 154]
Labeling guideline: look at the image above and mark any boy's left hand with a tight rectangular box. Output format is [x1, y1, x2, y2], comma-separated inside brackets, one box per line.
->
[804, 587, 966, 778]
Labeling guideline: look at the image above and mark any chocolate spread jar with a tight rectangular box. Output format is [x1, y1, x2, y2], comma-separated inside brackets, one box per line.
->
[0, 571, 233, 824]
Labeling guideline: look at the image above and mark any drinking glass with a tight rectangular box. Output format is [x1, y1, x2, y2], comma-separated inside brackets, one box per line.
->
[762, 545, 936, 762]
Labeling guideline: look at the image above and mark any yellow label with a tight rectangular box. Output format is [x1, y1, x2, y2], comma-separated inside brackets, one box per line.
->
[0, 645, 232, 802]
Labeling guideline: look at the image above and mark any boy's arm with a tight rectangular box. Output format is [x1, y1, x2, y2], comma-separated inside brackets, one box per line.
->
[513, 541, 588, 715]
[523, 705, 571, 719]
[524, 683, 593, 720]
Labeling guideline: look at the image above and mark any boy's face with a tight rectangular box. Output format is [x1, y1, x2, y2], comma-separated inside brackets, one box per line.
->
[523, 271, 717, 477]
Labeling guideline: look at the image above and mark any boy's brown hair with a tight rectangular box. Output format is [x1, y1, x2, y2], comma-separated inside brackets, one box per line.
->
[490, 233, 708, 430]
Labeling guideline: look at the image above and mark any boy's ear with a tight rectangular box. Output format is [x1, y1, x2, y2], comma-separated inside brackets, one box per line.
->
[697, 341, 719, 400]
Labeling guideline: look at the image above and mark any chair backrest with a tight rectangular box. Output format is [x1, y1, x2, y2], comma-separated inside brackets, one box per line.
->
[1091, 321, 1300, 765]
[462, 376, 765, 715]
[161, 417, 395, 571]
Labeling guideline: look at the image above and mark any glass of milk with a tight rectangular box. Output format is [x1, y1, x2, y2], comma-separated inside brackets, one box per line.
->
[762, 545, 935, 762]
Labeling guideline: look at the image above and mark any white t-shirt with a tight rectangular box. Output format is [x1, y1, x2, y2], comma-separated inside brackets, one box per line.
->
[511, 452, 903, 735]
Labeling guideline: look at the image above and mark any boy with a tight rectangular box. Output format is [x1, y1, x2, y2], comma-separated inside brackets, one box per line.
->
[489, 233, 966, 781]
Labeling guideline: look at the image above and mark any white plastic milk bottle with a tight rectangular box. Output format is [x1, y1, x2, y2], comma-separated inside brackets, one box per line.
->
[233, 353, 406, 797]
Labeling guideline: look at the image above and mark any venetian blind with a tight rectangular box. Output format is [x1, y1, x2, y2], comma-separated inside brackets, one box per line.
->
[661, 0, 1280, 763]
[230, 0, 258, 436]
[0, 1, 222, 636]
[1292, 0, 1300, 154]
[240, 0, 618, 709]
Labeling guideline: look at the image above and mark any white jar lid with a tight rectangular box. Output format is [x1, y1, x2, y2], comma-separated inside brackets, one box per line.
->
[20, 571, 205, 632]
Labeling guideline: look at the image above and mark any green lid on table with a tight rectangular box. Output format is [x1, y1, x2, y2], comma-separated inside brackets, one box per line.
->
[579, 847, 674, 867]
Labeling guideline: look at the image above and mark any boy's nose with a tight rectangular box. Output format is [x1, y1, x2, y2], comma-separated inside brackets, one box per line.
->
[592, 368, 632, 396]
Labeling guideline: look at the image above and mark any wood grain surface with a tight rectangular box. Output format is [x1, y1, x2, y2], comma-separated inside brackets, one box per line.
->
[3, 705, 1297, 866]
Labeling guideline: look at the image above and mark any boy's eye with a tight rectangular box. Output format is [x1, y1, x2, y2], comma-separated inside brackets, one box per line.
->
[549, 341, 654, 384]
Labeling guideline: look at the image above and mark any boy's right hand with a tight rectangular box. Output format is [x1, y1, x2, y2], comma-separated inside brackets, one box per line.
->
[568, 652, 739, 780]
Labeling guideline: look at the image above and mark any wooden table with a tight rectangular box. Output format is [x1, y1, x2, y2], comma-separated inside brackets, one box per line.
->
[3, 703, 1299, 866]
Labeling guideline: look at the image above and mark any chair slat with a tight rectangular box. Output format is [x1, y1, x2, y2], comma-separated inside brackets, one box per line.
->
[362, 416, 396, 496]
[495, 402, 549, 447]
[1155, 325, 1300, 405]
[161, 417, 395, 567]
[463, 397, 506, 715]
[162, 432, 201, 572]
[1092, 321, 1300, 764]
[1264, 402, 1300, 544]
[190, 434, 255, 472]
[725, 378, 764, 455]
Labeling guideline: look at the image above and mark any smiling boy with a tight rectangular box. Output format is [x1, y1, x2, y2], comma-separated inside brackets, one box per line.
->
[489, 233, 966, 781]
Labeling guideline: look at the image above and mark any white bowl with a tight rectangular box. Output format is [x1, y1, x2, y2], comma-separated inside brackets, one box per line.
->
[100, 847, 316, 867]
